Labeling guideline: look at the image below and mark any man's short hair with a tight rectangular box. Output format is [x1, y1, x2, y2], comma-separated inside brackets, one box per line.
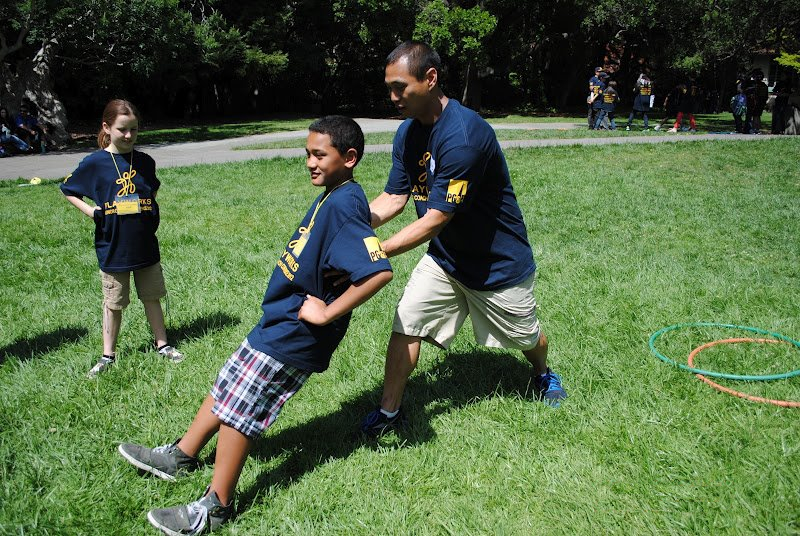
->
[309, 115, 365, 164]
[386, 41, 442, 81]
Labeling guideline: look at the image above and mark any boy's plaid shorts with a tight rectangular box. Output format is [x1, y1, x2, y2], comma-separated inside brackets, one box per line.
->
[211, 338, 311, 439]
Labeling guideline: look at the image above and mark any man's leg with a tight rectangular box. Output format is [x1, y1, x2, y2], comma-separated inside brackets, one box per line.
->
[522, 333, 548, 376]
[379, 332, 422, 413]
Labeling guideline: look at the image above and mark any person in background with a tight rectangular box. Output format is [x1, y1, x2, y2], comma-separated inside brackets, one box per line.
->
[587, 67, 604, 129]
[595, 80, 619, 130]
[0, 106, 32, 157]
[668, 79, 698, 133]
[626, 73, 652, 131]
[14, 102, 48, 153]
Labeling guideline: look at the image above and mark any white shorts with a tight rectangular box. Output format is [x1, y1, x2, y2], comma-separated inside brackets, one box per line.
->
[392, 255, 541, 351]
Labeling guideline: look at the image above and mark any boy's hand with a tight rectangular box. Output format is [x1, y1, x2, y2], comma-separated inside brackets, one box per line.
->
[298, 295, 330, 326]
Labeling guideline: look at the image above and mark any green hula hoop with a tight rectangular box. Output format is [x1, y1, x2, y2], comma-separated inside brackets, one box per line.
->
[649, 322, 800, 381]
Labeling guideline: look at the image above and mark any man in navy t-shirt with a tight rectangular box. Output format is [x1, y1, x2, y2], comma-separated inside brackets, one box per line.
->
[361, 41, 567, 437]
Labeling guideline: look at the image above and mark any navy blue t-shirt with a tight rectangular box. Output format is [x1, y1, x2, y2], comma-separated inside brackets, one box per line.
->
[247, 181, 392, 373]
[385, 99, 535, 290]
[60, 149, 161, 272]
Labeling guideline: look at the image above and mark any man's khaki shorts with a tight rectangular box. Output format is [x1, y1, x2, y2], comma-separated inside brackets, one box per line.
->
[101, 262, 167, 310]
[392, 255, 541, 351]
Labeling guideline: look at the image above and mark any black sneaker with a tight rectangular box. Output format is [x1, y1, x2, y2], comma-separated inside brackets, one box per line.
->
[533, 368, 567, 407]
[361, 407, 405, 437]
[118, 440, 199, 481]
[147, 487, 233, 535]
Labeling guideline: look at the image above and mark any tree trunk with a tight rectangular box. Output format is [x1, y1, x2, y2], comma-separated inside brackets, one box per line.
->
[462, 61, 483, 111]
[2, 39, 70, 148]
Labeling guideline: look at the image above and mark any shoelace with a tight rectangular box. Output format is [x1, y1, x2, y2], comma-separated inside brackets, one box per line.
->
[545, 373, 562, 392]
[152, 443, 174, 454]
[185, 500, 208, 533]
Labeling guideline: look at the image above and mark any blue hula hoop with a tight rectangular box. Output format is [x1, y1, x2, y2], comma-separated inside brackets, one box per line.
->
[649, 322, 800, 381]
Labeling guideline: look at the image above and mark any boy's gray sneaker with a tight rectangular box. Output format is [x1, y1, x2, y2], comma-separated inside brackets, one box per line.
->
[118, 440, 199, 481]
[147, 488, 233, 535]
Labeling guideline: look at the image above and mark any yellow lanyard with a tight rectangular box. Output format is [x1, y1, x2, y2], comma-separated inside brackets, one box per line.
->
[110, 151, 136, 196]
[288, 180, 351, 252]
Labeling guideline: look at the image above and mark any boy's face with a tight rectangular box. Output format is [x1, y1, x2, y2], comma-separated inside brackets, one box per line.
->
[305, 131, 356, 189]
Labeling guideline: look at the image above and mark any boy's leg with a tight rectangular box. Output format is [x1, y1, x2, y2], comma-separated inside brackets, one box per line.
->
[102, 304, 122, 356]
[209, 424, 253, 506]
[643, 113, 649, 128]
[142, 300, 168, 349]
[179, 394, 223, 457]
[146, 424, 253, 535]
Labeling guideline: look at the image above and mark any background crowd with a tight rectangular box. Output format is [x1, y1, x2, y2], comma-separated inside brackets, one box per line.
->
[586, 65, 800, 135]
[0, 100, 51, 157]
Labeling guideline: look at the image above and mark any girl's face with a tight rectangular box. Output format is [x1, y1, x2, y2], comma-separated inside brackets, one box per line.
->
[0, 109, 7, 118]
[103, 114, 138, 153]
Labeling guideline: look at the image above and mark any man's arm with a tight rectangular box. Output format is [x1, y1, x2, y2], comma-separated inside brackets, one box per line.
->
[298, 270, 393, 326]
[380, 207, 453, 258]
[369, 191, 409, 228]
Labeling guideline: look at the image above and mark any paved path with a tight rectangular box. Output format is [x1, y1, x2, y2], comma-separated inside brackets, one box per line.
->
[0, 117, 776, 181]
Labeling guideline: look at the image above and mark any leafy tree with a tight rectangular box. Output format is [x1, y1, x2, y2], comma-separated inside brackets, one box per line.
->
[413, 0, 497, 109]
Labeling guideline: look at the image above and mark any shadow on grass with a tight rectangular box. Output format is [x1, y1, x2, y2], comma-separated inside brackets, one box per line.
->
[239, 349, 534, 510]
[0, 326, 89, 366]
[166, 312, 241, 349]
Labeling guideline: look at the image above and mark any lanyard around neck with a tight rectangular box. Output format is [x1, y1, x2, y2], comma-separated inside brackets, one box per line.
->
[289, 180, 352, 251]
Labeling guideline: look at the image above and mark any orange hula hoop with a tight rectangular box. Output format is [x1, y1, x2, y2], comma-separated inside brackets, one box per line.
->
[688, 338, 800, 408]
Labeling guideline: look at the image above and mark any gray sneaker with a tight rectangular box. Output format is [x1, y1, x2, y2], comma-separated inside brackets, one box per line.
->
[147, 488, 233, 535]
[158, 345, 185, 363]
[118, 440, 199, 481]
[87, 356, 115, 378]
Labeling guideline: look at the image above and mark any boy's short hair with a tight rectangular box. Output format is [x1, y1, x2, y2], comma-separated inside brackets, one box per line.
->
[387, 41, 442, 82]
[309, 115, 365, 164]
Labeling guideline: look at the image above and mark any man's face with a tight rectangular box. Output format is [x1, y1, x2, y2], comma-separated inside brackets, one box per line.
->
[385, 58, 433, 119]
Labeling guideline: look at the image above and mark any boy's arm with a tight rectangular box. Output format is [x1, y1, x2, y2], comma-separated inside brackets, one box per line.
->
[298, 270, 393, 326]
[65, 194, 101, 219]
[369, 191, 408, 228]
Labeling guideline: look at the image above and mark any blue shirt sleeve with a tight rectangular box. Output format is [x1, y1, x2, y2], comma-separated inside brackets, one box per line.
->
[324, 217, 392, 284]
[426, 144, 485, 214]
[60, 154, 97, 201]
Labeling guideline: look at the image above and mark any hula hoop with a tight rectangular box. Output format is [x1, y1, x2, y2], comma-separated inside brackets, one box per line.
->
[688, 338, 800, 408]
[649, 322, 800, 381]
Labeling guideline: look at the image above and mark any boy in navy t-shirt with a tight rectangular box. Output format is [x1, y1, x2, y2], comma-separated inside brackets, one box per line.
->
[118, 116, 392, 535]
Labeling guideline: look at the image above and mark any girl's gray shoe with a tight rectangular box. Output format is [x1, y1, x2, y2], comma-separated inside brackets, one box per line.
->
[147, 488, 233, 535]
[118, 440, 199, 481]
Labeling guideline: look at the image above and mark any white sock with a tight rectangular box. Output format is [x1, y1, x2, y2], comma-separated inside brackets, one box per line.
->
[380, 408, 399, 418]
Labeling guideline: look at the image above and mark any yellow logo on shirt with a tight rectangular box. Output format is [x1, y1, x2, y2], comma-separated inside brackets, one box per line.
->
[363, 236, 387, 262]
[446, 179, 468, 204]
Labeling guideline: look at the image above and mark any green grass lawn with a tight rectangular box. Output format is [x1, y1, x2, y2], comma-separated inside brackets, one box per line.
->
[1, 138, 799, 534]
